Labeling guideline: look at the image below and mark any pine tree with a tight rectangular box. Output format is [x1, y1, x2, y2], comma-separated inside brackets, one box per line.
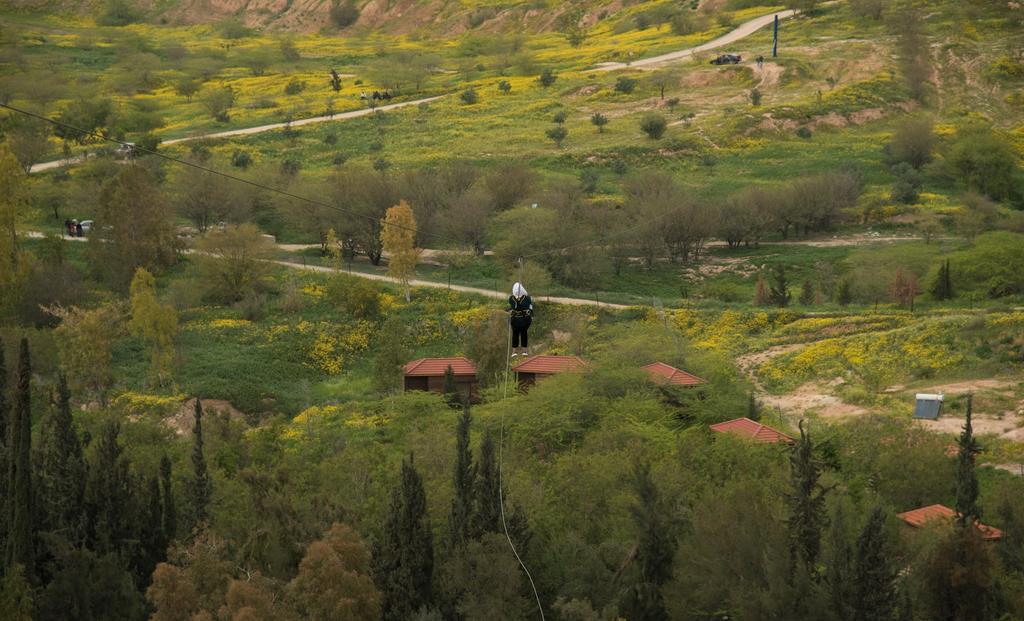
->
[474, 431, 501, 536]
[372, 454, 435, 621]
[160, 455, 176, 543]
[37, 374, 86, 544]
[852, 507, 897, 621]
[5, 338, 34, 578]
[825, 504, 855, 621]
[955, 394, 981, 528]
[930, 259, 954, 300]
[448, 403, 476, 548]
[769, 264, 791, 307]
[799, 280, 815, 305]
[191, 398, 212, 527]
[786, 420, 829, 574]
[837, 278, 853, 306]
[619, 461, 675, 621]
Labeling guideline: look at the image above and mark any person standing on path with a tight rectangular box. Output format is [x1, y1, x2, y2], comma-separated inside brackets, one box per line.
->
[508, 282, 533, 358]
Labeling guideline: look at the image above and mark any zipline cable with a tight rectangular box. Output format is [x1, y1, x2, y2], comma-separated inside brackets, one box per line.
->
[499, 318, 546, 621]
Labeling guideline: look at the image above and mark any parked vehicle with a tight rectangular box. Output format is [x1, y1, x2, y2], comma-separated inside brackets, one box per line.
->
[710, 54, 742, 65]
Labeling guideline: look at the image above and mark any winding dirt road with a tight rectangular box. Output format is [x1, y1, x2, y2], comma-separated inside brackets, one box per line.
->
[592, 10, 796, 72]
[28, 96, 445, 174]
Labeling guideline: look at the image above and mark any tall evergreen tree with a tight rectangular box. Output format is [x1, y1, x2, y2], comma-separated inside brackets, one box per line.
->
[442, 365, 459, 408]
[0, 338, 8, 562]
[85, 420, 132, 555]
[6, 338, 34, 578]
[825, 504, 855, 621]
[159, 455, 176, 543]
[372, 454, 434, 621]
[36, 375, 86, 543]
[747, 391, 760, 421]
[191, 398, 212, 527]
[769, 264, 791, 307]
[930, 259, 954, 300]
[448, 402, 476, 547]
[786, 420, 829, 574]
[852, 507, 897, 621]
[474, 430, 501, 536]
[955, 395, 981, 527]
[136, 476, 165, 586]
[619, 461, 675, 621]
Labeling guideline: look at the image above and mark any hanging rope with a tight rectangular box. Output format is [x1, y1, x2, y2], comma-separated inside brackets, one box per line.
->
[498, 313, 545, 620]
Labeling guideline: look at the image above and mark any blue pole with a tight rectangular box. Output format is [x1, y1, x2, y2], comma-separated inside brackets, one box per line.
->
[772, 14, 779, 58]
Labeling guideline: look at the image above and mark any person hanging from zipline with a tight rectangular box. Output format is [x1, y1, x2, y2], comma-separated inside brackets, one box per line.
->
[508, 282, 533, 358]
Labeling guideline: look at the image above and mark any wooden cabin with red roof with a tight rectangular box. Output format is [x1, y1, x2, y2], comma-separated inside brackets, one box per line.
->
[896, 504, 1003, 541]
[709, 417, 794, 444]
[642, 362, 707, 388]
[403, 357, 478, 400]
[512, 355, 587, 389]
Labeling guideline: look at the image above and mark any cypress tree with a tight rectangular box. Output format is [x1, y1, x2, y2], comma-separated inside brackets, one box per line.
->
[0, 338, 8, 561]
[473, 430, 501, 536]
[619, 461, 675, 621]
[372, 454, 434, 621]
[442, 365, 459, 408]
[955, 394, 980, 527]
[191, 398, 212, 527]
[37, 375, 86, 543]
[769, 264, 791, 307]
[852, 507, 897, 621]
[160, 455, 176, 543]
[136, 476, 165, 585]
[786, 420, 829, 574]
[799, 280, 815, 305]
[747, 391, 760, 421]
[6, 338, 34, 578]
[930, 259, 953, 301]
[825, 504, 855, 621]
[837, 278, 853, 306]
[86, 420, 132, 555]
[448, 402, 476, 547]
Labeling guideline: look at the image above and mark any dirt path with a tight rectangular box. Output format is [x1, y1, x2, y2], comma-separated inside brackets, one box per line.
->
[28, 95, 445, 174]
[273, 260, 630, 308]
[592, 10, 796, 72]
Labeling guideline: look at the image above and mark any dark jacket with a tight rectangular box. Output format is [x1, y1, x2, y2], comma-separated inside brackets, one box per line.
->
[508, 294, 533, 328]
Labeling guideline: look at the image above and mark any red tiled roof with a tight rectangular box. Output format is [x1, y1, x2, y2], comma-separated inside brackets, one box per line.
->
[512, 355, 588, 374]
[896, 504, 1003, 540]
[642, 362, 707, 387]
[709, 417, 794, 444]
[403, 357, 477, 377]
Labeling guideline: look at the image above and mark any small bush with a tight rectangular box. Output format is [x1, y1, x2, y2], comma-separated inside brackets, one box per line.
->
[332, 153, 349, 167]
[611, 159, 628, 175]
[231, 150, 253, 169]
[552, 110, 568, 124]
[750, 88, 762, 106]
[281, 157, 301, 176]
[373, 157, 391, 172]
[326, 274, 382, 319]
[796, 126, 812, 139]
[460, 88, 479, 104]
[639, 113, 667, 139]
[218, 19, 252, 39]
[591, 112, 609, 132]
[498, 80, 512, 94]
[614, 77, 637, 94]
[235, 291, 267, 321]
[284, 78, 306, 95]
[890, 162, 923, 204]
[538, 68, 557, 87]
[579, 168, 599, 194]
[666, 97, 680, 109]
[323, 133, 338, 145]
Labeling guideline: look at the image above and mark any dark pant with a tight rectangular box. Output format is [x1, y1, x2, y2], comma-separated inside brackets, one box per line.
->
[512, 325, 529, 348]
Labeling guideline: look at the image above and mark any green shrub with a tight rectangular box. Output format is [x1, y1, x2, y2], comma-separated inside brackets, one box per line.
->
[284, 78, 306, 95]
[796, 126, 812, 139]
[944, 232, 1024, 298]
[460, 88, 479, 104]
[538, 68, 557, 87]
[615, 77, 637, 94]
[326, 274, 383, 319]
[640, 113, 667, 139]
[330, 0, 360, 28]
[552, 110, 568, 124]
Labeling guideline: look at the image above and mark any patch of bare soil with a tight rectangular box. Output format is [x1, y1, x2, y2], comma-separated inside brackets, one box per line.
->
[682, 255, 760, 281]
[760, 381, 870, 418]
[755, 62, 783, 89]
[911, 378, 1019, 395]
[167, 398, 248, 437]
